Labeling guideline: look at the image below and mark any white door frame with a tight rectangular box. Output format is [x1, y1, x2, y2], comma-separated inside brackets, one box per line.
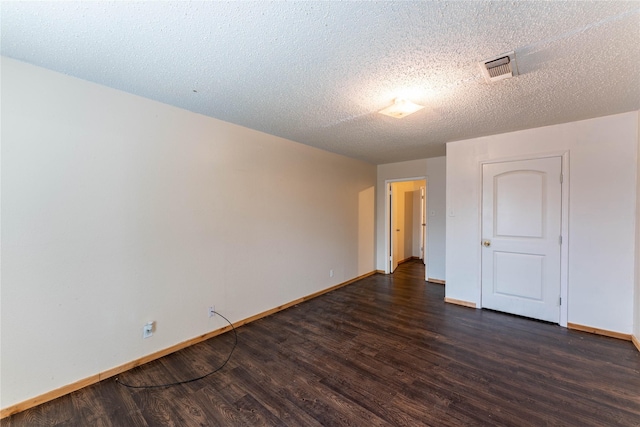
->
[420, 186, 426, 265]
[478, 151, 569, 327]
[384, 176, 428, 278]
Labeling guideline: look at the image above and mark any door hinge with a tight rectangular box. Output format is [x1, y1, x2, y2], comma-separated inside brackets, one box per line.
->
[559, 235, 562, 245]
[560, 173, 563, 184]
[559, 297, 562, 305]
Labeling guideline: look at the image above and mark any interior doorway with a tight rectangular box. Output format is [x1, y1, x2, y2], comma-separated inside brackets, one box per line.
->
[386, 178, 427, 277]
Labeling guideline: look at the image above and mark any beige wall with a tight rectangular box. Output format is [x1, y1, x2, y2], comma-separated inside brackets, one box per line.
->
[0, 58, 376, 408]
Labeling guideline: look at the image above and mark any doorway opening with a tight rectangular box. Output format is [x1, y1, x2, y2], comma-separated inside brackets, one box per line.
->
[385, 178, 427, 279]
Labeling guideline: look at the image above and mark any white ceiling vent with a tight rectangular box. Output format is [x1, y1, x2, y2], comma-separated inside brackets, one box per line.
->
[479, 51, 518, 83]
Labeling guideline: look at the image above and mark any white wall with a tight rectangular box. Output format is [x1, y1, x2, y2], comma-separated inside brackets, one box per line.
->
[446, 112, 638, 334]
[376, 157, 446, 280]
[0, 58, 376, 409]
[425, 157, 446, 280]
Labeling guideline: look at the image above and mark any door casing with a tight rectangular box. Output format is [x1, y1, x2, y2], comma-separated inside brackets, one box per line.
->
[385, 177, 428, 277]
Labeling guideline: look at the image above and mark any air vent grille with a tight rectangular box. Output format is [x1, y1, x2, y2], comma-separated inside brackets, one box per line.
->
[479, 52, 518, 83]
[486, 57, 511, 78]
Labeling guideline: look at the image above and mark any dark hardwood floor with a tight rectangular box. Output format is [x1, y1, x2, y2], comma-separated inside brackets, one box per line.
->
[4, 260, 640, 426]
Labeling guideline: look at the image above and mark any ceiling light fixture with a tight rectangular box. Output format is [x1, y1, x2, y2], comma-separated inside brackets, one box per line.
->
[378, 98, 425, 119]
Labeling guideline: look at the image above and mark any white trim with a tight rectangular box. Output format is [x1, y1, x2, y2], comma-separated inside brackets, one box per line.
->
[477, 151, 569, 327]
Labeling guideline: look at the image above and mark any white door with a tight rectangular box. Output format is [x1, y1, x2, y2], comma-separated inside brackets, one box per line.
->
[481, 157, 562, 323]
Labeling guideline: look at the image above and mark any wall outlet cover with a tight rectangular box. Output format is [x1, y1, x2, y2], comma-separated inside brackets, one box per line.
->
[143, 321, 154, 339]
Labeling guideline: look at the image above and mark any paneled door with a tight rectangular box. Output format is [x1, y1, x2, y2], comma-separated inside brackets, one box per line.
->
[481, 157, 562, 323]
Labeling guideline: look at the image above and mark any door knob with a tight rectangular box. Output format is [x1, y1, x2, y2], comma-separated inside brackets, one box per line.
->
[482, 240, 491, 247]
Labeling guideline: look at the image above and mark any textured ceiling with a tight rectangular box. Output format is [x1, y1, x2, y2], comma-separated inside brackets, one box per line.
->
[2, 1, 639, 165]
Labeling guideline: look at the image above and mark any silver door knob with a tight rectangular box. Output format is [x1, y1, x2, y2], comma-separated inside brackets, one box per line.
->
[482, 240, 491, 247]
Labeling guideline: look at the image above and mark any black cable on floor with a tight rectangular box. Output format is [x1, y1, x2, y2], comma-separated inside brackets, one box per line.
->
[115, 311, 237, 389]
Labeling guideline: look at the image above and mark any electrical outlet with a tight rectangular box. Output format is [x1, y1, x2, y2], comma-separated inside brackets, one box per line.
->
[329, 269, 334, 278]
[208, 306, 215, 318]
[143, 321, 154, 339]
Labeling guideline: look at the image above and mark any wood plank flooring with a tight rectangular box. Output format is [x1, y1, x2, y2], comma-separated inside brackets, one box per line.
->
[4, 260, 640, 426]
